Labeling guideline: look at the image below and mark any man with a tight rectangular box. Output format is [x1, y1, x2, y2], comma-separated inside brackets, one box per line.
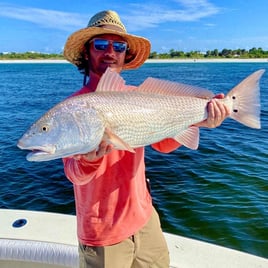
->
[63, 10, 229, 268]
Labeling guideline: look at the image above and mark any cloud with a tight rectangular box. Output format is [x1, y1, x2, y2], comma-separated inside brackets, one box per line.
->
[0, 3, 87, 31]
[0, 0, 220, 33]
[122, 0, 220, 31]
[204, 23, 216, 27]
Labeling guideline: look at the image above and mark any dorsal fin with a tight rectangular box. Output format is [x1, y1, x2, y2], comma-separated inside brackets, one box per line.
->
[138, 77, 215, 99]
[97, 67, 215, 99]
[96, 67, 129, 92]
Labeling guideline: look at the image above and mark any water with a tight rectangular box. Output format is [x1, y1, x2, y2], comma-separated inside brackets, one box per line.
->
[0, 62, 267, 258]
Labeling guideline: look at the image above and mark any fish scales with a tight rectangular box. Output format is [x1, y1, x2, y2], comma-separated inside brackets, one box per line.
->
[88, 91, 208, 147]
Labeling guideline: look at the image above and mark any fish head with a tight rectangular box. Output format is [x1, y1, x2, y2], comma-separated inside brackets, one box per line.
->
[17, 105, 105, 161]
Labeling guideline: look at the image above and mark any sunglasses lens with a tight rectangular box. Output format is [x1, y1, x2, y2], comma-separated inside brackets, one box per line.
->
[93, 39, 127, 53]
[113, 42, 127, 52]
[94, 39, 109, 51]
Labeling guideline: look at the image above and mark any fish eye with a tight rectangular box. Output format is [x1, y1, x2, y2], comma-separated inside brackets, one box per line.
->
[41, 125, 49, 132]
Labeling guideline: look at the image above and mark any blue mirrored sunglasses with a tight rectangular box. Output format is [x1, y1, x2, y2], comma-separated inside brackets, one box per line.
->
[90, 39, 128, 53]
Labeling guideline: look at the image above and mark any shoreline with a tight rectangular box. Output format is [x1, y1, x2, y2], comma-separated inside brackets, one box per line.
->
[0, 59, 69, 64]
[146, 58, 268, 63]
[0, 58, 267, 64]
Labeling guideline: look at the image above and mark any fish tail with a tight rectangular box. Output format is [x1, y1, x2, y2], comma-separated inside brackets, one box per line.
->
[226, 69, 265, 129]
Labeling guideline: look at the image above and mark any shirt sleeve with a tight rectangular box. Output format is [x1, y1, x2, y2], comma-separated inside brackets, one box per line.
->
[151, 138, 182, 153]
[62, 156, 103, 185]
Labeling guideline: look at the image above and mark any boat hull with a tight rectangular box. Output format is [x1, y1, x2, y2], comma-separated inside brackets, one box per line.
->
[1, 209, 267, 268]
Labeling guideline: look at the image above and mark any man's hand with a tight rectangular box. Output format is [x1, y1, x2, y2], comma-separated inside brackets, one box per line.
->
[72, 141, 113, 161]
[195, 93, 231, 128]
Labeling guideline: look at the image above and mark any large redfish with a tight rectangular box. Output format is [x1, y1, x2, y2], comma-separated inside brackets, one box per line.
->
[17, 68, 264, 161]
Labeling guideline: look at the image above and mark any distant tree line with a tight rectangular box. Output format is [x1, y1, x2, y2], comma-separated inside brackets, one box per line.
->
[0, 52, 64, 60]
[0, 47, 268, 60]
[149, 47, 268, 59]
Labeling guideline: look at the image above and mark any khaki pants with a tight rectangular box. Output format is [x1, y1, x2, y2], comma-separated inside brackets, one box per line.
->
[79, 208, 170, 268]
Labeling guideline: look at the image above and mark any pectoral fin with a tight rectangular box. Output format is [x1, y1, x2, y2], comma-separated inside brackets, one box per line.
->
[174, 126, 199, 150]
[103, 128, 135, 153]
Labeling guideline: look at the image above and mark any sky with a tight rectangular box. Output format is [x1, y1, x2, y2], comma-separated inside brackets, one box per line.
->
[0, 0, 268, 54]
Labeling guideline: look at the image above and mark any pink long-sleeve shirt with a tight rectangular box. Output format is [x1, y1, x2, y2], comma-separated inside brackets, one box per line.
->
[63, 85, 180, 246]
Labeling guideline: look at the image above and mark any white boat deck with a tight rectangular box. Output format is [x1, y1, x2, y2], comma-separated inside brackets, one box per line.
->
[0, 209, 267, 268]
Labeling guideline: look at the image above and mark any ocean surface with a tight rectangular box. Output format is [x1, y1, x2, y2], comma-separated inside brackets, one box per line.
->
[0, 62, 267, 258]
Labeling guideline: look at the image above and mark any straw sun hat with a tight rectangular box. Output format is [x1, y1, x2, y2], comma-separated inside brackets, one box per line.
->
[64, 10, 151, 70]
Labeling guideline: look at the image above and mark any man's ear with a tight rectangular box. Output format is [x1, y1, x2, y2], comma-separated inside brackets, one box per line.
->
[82, 46, 89, 60]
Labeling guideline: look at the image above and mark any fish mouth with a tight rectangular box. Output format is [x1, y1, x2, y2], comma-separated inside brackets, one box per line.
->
[17, 141, 56, 159]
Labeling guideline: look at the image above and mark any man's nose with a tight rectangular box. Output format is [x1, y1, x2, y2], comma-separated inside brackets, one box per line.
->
[105, 43, 115, 54]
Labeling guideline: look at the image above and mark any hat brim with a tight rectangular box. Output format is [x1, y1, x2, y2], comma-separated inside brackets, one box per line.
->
[63, 27, 151, 70]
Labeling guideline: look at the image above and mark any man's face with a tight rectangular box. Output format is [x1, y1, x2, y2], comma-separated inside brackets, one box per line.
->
[88, 34, 127, 76]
